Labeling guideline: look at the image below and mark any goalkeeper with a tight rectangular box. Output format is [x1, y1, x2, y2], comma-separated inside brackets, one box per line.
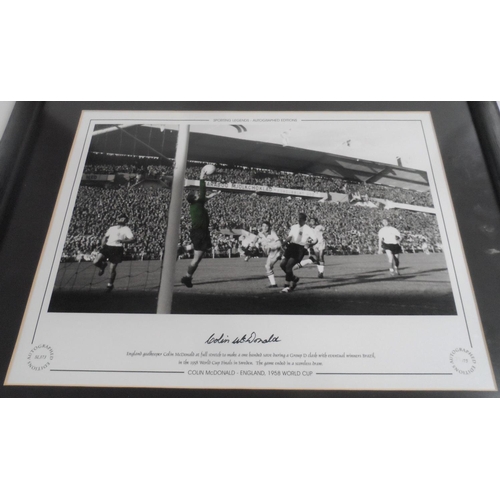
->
[181, 167, 220, 288]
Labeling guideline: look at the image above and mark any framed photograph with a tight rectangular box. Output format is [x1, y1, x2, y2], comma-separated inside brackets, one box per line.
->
[1, 102, 499, 395]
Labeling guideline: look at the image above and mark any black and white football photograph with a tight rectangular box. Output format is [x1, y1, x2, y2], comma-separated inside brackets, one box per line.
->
[47, 116, 458, 315]
[5, 108, 497, 392]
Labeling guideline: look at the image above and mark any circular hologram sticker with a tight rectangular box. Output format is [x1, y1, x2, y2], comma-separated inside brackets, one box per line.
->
[27, 344, 54, 371]
[449, 348, 477, 375]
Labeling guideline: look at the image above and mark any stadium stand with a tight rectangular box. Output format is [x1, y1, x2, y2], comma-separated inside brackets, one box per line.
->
[60, 162, 442, 262]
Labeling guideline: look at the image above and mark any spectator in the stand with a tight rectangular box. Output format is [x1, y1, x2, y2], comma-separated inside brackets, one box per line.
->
[83, 161, 434, 207]
[66, 163, 440, 262]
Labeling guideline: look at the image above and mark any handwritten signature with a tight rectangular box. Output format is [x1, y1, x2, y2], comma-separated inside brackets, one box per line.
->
[205, 332, 281, 345]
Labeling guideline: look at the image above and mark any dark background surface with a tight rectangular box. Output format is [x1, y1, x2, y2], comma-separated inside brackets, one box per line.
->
[1, 101, 500, 398]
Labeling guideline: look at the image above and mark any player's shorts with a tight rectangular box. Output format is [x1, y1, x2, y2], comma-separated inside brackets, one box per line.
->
[284, 243, 307, 262]
[190, 228, 212, 252]
[266, 248, 282, 261]
[313, 241, 326, 253]
[101, 245, 124, 264]
[382, 242, 402, 254]
[243, 245, 259, 257]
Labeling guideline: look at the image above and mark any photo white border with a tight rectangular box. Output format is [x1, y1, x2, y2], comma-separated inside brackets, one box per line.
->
[4, 110, 497, 391]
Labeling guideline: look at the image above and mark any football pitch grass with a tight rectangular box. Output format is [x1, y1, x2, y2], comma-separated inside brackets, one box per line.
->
[49, 253, 458, 315]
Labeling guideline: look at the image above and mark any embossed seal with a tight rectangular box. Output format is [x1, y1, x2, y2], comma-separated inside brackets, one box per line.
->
[449, 348, 476, 375]
[27, 344, 54, 371]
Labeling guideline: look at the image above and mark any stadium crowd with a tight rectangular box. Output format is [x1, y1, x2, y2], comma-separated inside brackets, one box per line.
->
[83, 160, 434, 208]
[61, 184, 442, 262]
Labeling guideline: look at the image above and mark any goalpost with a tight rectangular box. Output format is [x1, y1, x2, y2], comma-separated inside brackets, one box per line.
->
[91, 123, 190, 314]
[157, 125, 190, 314]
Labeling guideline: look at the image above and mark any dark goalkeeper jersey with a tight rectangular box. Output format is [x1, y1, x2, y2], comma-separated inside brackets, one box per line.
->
[190, 180, 209, 231]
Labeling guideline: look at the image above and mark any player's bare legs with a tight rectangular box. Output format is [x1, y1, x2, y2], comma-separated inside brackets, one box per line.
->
[279, 257, 289, 288]
[293, 252, 316, 271]
[265, 254, 280, 288]
[280, 257, 299, 292]
[93, 252, 107, 276]
[107, 263, 118, 290]
[182, 250, 204, 288]
[385, 249, 398, 275]
[393, 253, 400, 275]
[316, 248, 325, 278]
[292, 249, 324, 277]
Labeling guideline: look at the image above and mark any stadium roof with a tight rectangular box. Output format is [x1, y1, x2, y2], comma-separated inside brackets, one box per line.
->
[90, 125, 430, 192]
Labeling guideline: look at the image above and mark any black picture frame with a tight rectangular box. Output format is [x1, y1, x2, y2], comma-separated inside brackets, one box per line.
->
[1, 101, 500, 398]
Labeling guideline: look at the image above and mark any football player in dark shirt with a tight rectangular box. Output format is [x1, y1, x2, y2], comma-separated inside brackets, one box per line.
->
[181, 168, 220, 288]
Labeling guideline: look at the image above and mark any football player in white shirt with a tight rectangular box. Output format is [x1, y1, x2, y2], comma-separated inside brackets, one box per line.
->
[239, 228, 260, 262]
[378, 219, 402, 276]
[280, 213, 317, 293]
[293, 217, 326, 278]
[257, 221, 282, 288]
[93, 214, 136, 290]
